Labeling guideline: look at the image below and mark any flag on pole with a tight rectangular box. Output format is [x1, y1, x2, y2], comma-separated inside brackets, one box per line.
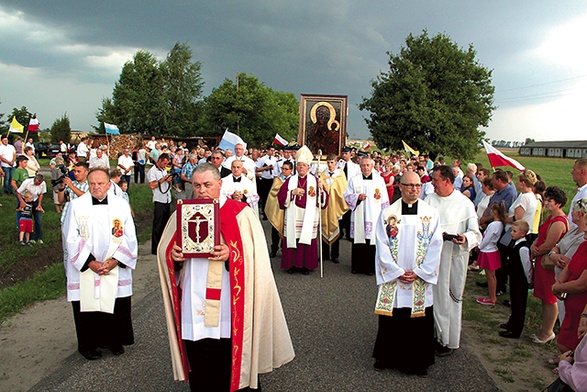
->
[402, 140, 419, 156]
[9, 116, 24, 133]
[482, 141, 525, 171]
[104, 122, 120, 135]
[218, 129, 247, 152]
[28, 118, 39, 132]
[362, 142, 371, 150]
[273, 133, 288, 147]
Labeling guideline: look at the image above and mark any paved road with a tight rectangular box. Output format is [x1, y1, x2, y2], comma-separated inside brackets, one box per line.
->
[31, 219, 499, 391]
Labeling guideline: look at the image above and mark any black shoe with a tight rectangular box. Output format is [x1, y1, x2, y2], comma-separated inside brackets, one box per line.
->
[499, 331, 519, 339]
[301, 267, 310, 275]
[262, 215, 268, 220]
[435, 345, 454, 357]
[287, 267, 296, 274]
[81, 349, 102, 360]
[416, 369, 429, 378]
[366, 272, 374, 276]
[110, 345, 125, 356]
[476, 281, 488, 288]
[332, 258, 339, 264]
[373, 360, 386, 372]
[269, 250, 277, 258]
[499, 323, 509, 329]
[351, 269, 358, 274]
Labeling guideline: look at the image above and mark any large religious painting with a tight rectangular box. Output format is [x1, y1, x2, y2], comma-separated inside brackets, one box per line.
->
[298, 94, 348, 157]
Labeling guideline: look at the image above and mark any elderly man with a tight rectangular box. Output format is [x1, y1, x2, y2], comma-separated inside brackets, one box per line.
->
[89, 147, 110, 169]
[337, 146, 361, 239]
[210, 150, 232, 178]
[16, 174, 47, 244]
[62, 168, 138, 360]
[180, 153, 198, 199]
[344, 156, 390, 275]
[372, 171, 443, 376]
[425, 166, 481, 357]
[221, 159, 260, 214]
[278, 146, 328, 275]
[147, 153, 173, 254]
[224, 143, 257, 184]
[320, 153, 349, 264]
[158, 163, 294, 391]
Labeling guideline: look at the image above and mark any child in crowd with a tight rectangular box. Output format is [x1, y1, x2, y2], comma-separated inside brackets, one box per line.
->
[476, 202, 506, 306]
[18, 191, 34, 245]
[499, 220, 531, 339]
[118, 180, 134, 218]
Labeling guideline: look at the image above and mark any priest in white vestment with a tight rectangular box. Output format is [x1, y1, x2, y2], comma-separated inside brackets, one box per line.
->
[278, 146, 328, 275]
[337, 146, 360, 239]
[63, 168, 138, 360]
[222, 143, 257, 187]
[425, 166, 481, 356]
[344, 156, 390, 275]
[221, 159, 260, 215]
[158, 163, 294, 391]
[373, 171, 443, 376]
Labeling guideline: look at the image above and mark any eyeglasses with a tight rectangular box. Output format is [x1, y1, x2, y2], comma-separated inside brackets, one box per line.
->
[401, 183, 422, 188]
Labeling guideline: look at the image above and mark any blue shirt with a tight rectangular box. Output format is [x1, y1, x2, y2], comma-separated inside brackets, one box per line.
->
[181, 161, 197, 182]
[484, 182, 517, 217]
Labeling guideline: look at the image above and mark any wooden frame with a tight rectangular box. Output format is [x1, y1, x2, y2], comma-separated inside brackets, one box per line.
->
[298, 94, 348, 157]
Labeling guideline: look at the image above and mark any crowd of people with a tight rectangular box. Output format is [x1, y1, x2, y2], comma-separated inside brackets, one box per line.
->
[3, 133, 587, 391]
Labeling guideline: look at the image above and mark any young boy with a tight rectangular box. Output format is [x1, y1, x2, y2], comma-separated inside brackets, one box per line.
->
[18, 191, 35, 245]
[499, 220, 531, 339]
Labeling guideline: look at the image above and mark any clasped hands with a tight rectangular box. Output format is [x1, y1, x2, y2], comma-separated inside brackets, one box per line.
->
[88, 258, 118, 275]
[171, 243, 230, 263]
[399, 270, 417, 284]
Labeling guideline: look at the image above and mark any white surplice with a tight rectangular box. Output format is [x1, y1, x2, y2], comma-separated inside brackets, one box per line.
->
[344, 172, 390, 243]
[63, 192, 138, 309]
[221, 175, 260, 215]
[425, 190, 481, 349]
[374, 199, 443, 315]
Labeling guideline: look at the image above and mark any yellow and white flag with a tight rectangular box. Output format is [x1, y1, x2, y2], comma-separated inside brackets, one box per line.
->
[9, 116, 24, 133]
[402, 140, 419, 156]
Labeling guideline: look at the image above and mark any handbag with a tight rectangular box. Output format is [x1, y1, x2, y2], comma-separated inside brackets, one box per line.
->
[499, 227, 512, 247]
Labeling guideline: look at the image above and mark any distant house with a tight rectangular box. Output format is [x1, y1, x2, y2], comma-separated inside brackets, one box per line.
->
[519, 140, 587, 159]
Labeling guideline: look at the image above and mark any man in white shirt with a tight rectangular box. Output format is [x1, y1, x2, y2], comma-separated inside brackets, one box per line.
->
[256, 147, 277, 219]
[117, 148, 134, 185]
[337, 146, 360, 239]
[0, 136, 16, 194]
[76, 137, 89, 163]
[89, 147, 110, 169]
[221, 159, 259, 214]
[147, 153, 173, 254]
[569, 159, 587, 230]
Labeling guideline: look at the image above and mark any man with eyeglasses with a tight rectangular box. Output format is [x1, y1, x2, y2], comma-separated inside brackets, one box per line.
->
[265, 161, 294, 258]
[425, 166, 481, 357]
[344, 156, 390, 275]
[210, 150, 231, 178]
[372, 171, 443, 376]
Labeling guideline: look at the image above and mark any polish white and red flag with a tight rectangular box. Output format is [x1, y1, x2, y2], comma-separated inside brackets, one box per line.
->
[363, 142, 371, 150]
[482, 141, 525, 171]
[28, 118, 39, 132]
[273, 133, 288, 146]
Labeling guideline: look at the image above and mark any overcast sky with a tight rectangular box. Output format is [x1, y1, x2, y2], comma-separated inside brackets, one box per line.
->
[1, 1, 586, 144]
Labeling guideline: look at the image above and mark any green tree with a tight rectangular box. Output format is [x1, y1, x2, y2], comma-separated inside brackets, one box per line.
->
[5, 106, 35, 141]
[97, 50, 165, 135]
[96, 42, 205, 137]
[50, 113, 71, 144]
[160, 42, 204, 137]
[202, 73, 298, 147]
[360, 31, 495, 161]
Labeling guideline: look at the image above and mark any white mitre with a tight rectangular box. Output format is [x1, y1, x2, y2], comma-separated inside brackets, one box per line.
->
[296, 145, 314, 165]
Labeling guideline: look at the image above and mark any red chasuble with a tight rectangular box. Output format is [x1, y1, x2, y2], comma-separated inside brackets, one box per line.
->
[165, 199, 248, 391]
